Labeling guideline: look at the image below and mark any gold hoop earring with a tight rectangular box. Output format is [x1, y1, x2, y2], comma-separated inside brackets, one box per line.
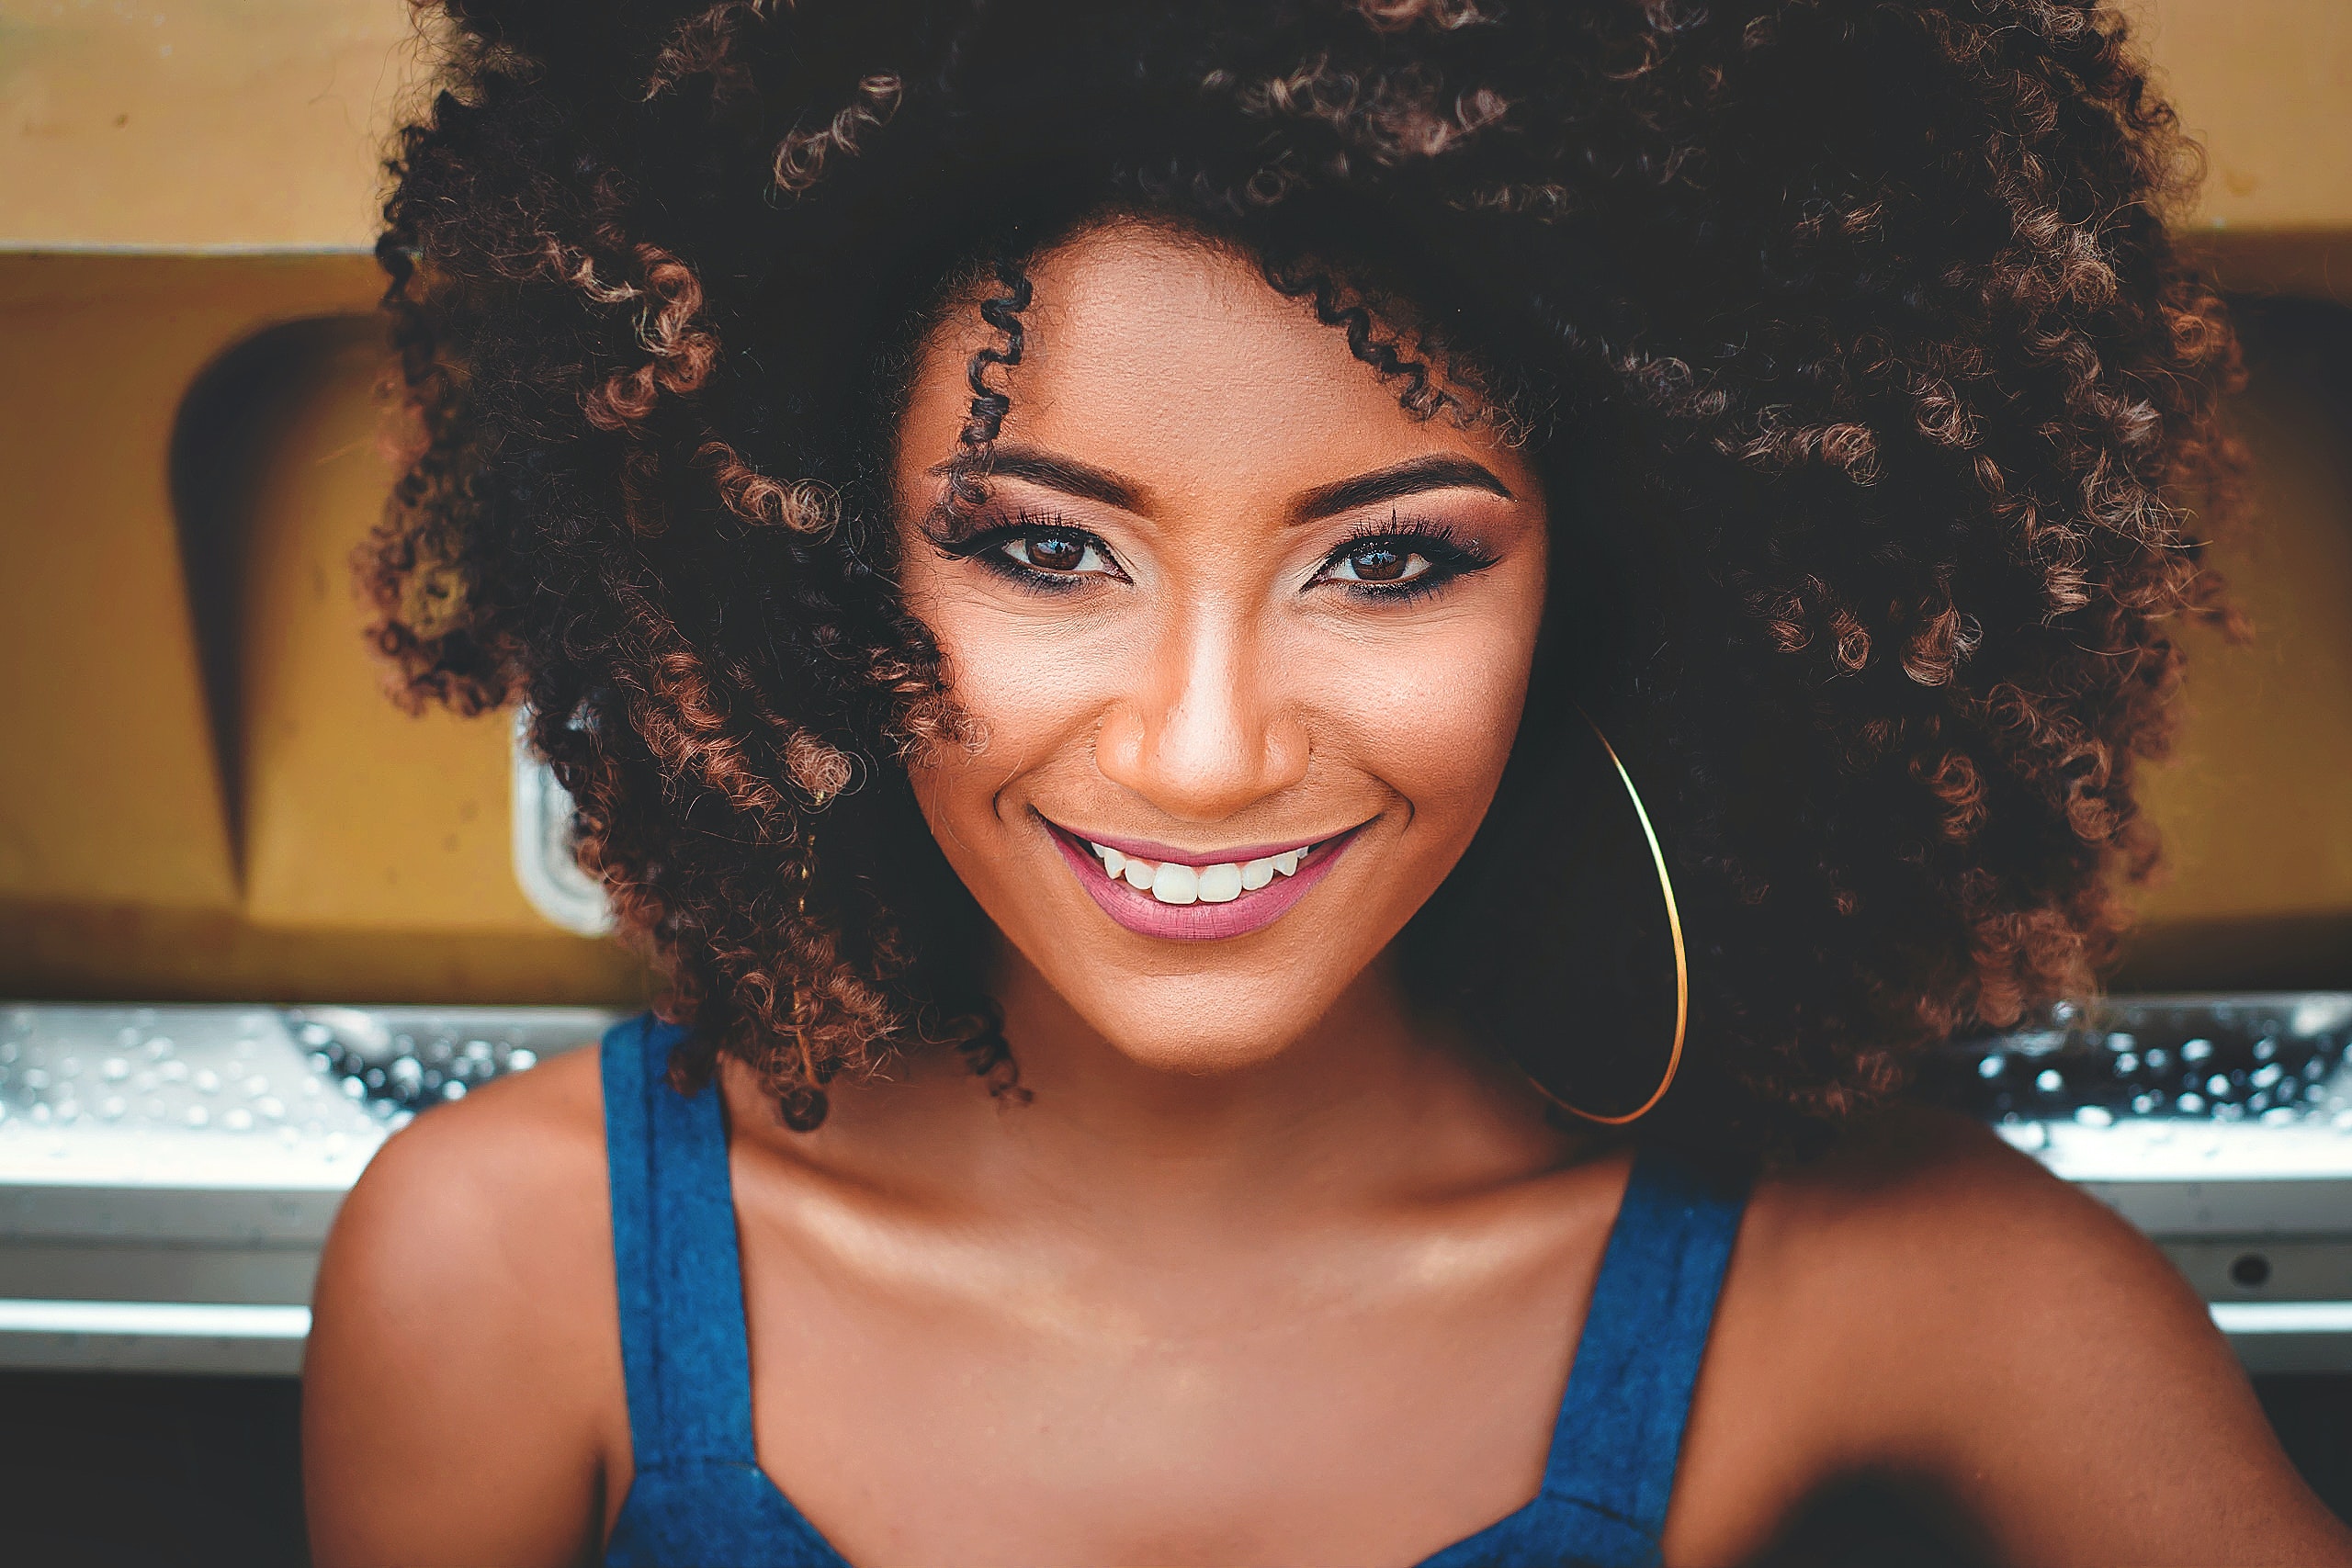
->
[1519, 708, 1689, 1126]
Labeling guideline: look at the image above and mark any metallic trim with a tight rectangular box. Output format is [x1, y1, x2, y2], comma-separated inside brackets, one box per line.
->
[2211, 1300, 2352, 1336]
[6, 998, 2352, 1376]
[2211, 1301, 2352, 1374]
[0, 1298, 311, 1339]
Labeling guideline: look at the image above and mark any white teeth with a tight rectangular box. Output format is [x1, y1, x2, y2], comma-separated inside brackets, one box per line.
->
[1083, 836, 1317, 906]
[1150, 862, 1200, 905]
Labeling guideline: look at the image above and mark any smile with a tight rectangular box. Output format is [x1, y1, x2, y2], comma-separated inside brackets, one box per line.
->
[1088, 840, 1307, 905]
[1042, 819, 1364, 942]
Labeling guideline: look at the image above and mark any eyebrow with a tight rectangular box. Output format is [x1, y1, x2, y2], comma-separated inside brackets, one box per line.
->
[929, 446, 1146, 513]
[1290, 454, 1514, 522]
[927, 446, 1513, 522]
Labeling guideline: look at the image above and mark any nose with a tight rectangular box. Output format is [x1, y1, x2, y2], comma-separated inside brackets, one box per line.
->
[1094, 611, 1310, 822]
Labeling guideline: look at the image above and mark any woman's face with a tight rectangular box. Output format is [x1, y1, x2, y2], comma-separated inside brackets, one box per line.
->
[895, 222, 1548, 1072]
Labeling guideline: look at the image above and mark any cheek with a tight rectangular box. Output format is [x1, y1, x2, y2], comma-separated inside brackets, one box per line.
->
[1317, 570, 1547, 847]
[896, 580, 1106, 836]
[940, 621, 1105, 747]
[1347, 626, 1536, 830]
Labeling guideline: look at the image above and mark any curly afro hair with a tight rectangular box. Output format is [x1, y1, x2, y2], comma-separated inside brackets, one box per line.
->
[368, 0, 2242, 1150]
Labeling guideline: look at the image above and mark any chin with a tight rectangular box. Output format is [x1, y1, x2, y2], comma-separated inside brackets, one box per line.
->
[1033, 960, 1352, 1076]
[1088, 1009, 1322, 1076]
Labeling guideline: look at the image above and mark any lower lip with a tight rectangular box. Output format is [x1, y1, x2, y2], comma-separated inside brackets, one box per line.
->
[1047, 826, 1361, 942]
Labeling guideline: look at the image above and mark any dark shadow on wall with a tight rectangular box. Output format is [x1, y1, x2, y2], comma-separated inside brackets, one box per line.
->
[168, 313, 390, 877]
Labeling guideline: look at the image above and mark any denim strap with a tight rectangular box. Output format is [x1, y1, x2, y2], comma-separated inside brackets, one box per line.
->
[602, 1014, 759, 1470]
[1543, 1148, 1747, 1540]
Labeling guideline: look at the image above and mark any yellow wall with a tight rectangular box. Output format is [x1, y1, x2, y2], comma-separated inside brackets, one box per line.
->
[0, 0, 429, 252]
[0, 254, 252, 910]
[0, 1, 2346, 1000]
[0, 2, 2341, 248]
[0, 254, 646, 1004]
[2125, 0, 2352, 236]
[2118, 307, 2352, 987]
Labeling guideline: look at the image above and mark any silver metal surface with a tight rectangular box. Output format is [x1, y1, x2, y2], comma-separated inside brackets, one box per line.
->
[2211, 1302, 2352, 1374]
[0, 1298, 312, 1375]
[4, 996, 2351, 1374]
[1928, 993, 2352, 1372]
[0, 1002, 608, 1374]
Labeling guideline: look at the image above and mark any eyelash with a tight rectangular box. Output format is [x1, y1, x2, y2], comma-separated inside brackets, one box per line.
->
[937, 511, 1500, 603]
[1320, 518, 1500, 604]
[933, 512, 1125, 593]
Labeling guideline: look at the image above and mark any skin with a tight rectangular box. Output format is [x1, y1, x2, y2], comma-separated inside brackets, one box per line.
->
[305, 223, 2352, 1567]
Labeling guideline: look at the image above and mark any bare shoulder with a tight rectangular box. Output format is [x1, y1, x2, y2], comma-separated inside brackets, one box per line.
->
[1745, 1101, 2183, 1314]
[333, 1039, 611, 1239]
[1736, 1103, 2236, 1431]
[1691, 1104, 2352, 1565]
[316, 1042, 613, 1344]
[304, 1043, 622, 1568]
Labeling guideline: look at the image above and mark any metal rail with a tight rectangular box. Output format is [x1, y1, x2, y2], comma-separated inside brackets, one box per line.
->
[3, 998, 2348, 1376]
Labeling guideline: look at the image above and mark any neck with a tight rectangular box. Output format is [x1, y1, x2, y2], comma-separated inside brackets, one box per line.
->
[739, 942, 1577, 1238]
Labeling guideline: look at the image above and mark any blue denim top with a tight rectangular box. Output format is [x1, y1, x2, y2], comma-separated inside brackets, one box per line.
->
[599, 1014, 1746, 1568]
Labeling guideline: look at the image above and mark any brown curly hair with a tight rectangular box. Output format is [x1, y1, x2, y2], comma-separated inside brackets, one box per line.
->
[368, 0, 2243, 1149]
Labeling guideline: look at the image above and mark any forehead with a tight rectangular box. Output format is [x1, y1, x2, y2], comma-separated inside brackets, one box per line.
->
[896, 220, 1541, 513]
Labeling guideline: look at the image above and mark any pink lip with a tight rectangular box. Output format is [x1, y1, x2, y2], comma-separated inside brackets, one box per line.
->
[1045, 822, 1363, 942]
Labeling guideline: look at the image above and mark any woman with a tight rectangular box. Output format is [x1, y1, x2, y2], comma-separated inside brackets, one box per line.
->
[304, 2, 2352, 1563]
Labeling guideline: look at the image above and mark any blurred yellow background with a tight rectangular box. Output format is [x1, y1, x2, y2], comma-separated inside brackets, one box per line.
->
[0, 0, 2345, 1004]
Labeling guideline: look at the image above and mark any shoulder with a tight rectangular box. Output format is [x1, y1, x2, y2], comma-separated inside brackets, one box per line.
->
[1728, 1104, 2224, 1427]
[352, 1032, 613, 1196]
[1690, 1105, 2191, 1461]
[1742, 1102, 2182, 1319]
[1685, 1105, 2350, 1564]
[305, 1040, 624, 1568]
[318, 1040, 615, 1322]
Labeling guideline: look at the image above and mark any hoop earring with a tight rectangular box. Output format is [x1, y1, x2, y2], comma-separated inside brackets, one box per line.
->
[1519, 708, 1689, 1126]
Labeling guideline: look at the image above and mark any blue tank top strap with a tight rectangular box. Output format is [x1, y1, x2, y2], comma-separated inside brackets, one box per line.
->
[1411, 1145, 1747, 1568]
[601, 1012, 761, 1472]
[1542, 1145, 1747, 1556]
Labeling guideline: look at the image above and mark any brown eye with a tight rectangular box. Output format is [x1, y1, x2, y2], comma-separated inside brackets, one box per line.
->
[992, 531, 1112, 577]
[1022, 536, 1086, 571]
[1324, 541, 1430, 585]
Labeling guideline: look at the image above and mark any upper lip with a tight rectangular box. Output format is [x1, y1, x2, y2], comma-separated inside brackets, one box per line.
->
[1038, 815, 1365, 868]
